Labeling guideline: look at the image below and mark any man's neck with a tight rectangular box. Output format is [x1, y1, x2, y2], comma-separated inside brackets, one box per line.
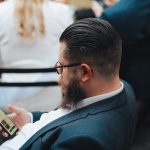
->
[84, 76, 121, 98]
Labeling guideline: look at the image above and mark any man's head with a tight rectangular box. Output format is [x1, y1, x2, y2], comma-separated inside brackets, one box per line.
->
[57, 18, 122, 107]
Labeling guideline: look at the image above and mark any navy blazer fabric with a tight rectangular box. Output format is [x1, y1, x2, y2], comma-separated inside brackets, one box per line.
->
[20, 81, 137, 150]
[101, 0, 150, 45]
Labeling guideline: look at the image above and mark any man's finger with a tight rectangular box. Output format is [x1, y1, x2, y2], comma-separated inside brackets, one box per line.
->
[7, 113, 17, 120]
[7, 104, 23, 114]
[2, 131, 8, 138]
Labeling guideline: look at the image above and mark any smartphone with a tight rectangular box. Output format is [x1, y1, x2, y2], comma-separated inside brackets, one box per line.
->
[0, 109, 18, 144]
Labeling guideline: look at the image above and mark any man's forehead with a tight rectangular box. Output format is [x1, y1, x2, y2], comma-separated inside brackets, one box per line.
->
[58, 42, 67, 61]
[60, 42, 66, 50]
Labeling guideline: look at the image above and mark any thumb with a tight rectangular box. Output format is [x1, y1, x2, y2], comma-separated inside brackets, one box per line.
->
[7, 104, 23, 114]
[7, 113, 17, 121]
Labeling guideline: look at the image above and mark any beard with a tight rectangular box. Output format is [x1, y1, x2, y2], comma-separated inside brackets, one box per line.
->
[60, 76, 87, 108]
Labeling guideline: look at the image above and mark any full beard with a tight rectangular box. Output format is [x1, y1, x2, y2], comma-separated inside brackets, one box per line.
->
[60, 76, 87, 108]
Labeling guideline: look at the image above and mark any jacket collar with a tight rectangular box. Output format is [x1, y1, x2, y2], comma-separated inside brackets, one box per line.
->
[20, 89, 127, 150]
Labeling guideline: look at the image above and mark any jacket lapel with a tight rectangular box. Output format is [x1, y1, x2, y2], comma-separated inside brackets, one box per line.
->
[20, 89, 127, 150]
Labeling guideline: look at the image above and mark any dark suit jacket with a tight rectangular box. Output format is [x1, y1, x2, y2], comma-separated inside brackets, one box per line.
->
[101, 0, 150, 46]
[20, 81, 137, 150]
[101, 0, 150, 100]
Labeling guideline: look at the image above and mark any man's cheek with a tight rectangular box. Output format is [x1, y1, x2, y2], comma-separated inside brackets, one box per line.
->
[60, 80, 68, 91]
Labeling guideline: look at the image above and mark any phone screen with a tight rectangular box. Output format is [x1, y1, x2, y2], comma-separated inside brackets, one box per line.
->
[0, 109, 18, 144]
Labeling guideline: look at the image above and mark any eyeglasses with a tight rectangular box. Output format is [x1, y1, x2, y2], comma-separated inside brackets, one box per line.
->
[55, 62, 81, 74]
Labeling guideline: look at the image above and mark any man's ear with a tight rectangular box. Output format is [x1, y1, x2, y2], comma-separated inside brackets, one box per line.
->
[79, 64, 93, 82]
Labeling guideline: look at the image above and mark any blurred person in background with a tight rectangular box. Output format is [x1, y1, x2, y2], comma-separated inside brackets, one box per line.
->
[0, 0, 73, 108]
[100, 0, 150, 45]
[74, 0, 119, 20]
[100, 0, 150, 124]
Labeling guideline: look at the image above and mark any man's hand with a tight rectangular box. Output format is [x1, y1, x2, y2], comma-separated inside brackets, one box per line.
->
[0, 126, 9, 138]
[0, 105, 31, 139]
[7, 104, 31, 130]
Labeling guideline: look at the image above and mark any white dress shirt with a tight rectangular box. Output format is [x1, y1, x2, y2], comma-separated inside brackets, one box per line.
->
[0, 82, 124, 150]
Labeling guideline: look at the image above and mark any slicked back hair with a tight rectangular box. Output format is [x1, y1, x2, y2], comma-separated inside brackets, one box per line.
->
[60, 18, 122, 78]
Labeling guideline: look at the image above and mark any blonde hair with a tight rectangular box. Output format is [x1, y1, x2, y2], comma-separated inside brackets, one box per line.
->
[15, 0, 46, 40]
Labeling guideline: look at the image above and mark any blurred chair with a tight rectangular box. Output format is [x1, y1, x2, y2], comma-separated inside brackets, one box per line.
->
[0, 67, 62, 112]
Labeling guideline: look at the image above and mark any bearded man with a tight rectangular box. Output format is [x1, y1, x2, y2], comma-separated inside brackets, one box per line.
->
[0, 18, 136, 150]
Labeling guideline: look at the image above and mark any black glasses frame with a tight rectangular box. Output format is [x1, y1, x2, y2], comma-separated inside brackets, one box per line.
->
[55, 62, 81, 74]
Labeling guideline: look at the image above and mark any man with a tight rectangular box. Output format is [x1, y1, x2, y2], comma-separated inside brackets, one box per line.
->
[0, 18, 136, 150]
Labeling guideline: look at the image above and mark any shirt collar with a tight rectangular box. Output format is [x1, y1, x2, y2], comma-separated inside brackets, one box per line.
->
[72, 81, 124, 110]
